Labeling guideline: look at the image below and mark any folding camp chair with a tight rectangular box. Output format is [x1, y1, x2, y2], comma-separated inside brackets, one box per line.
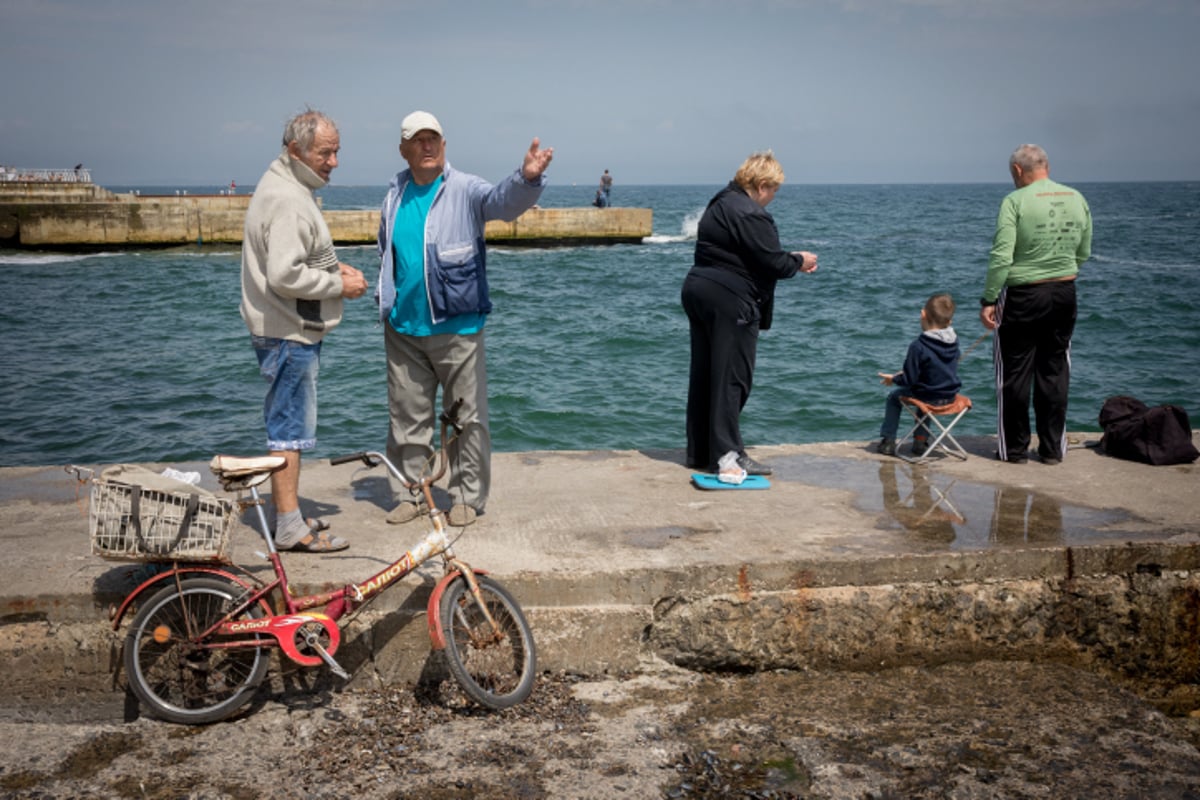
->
[897, 394, 972, 464]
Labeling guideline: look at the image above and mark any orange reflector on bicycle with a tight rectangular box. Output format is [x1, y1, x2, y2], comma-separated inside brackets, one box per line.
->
[152, 625, 172, 644]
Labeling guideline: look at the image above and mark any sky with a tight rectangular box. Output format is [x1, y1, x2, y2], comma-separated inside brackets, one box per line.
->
[2, 0, 1198, 187]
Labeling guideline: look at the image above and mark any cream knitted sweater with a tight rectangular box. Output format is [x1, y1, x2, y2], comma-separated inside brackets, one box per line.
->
[240, 152, 344, 344]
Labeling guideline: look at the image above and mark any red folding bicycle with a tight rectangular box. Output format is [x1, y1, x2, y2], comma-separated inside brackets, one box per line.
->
[75, 399, 536, 724]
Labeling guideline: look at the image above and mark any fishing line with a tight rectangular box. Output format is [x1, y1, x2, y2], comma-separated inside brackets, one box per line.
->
[959, 331, 991, 361]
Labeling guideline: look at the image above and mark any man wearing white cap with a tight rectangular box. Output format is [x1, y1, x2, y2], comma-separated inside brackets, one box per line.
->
[376, 110, 553, 526]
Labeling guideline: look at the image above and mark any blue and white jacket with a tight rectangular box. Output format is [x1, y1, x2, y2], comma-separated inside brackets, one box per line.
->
[375, 161, 545, 325]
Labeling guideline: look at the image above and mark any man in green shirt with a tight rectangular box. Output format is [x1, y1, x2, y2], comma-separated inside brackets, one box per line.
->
[979, 144, 1091, 465]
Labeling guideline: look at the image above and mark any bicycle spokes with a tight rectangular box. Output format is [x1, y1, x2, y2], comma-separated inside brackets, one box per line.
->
[439, 575, 536, 709]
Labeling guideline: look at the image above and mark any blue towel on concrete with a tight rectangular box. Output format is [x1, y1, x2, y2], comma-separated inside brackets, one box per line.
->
[691, 474, 771, 490]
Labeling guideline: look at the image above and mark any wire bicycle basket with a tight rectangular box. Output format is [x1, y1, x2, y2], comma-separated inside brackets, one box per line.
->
[81, 465, 235, 563]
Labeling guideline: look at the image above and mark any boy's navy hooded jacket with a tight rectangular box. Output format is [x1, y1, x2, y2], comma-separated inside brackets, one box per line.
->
[893, 327, 961, 401]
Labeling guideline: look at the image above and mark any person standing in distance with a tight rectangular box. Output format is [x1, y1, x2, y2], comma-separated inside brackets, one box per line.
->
[241, 109, 368, 552]
[980, 143, 1092, 465]
[600, 169, 613, 204]
[681, 150, 818, 476]
[376, 111, 553, 526]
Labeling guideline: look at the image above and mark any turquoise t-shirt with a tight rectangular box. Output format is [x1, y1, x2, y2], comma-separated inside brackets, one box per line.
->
[387, 176, 484, 336]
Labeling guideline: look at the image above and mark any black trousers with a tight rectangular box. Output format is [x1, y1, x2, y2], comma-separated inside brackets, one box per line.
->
[992, 280, 1077, 461]
[681, 272, 760, 469]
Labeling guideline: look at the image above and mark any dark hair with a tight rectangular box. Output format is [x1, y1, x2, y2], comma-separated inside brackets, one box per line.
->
[924, 293, 956, 328]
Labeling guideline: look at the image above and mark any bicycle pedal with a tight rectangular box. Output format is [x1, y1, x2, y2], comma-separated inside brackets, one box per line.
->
[324, 657, 350, 681]
[308, 638, 350, 680]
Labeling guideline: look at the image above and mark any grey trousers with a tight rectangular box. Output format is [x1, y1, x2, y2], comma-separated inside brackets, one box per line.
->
[384, 325, 490, 512]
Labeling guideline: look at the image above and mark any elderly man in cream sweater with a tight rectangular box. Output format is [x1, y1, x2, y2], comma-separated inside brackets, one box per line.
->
[241, 109, 367, 552]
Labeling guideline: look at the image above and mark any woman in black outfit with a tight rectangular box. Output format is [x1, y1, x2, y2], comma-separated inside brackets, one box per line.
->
[681, 151, 818, 475]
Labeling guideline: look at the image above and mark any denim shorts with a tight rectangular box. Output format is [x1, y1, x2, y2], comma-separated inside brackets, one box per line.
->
[252, 336, 320, 451]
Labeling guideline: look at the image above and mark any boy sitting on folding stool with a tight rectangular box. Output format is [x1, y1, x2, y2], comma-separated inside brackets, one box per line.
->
[876, 293, 961, 457]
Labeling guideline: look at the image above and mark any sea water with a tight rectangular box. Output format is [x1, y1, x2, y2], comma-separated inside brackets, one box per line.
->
[1, 182, 1197, 467]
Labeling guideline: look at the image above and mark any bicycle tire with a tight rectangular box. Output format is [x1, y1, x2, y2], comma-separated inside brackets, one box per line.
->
[439, 574, 536, 710]
[124, 576, 270, 724]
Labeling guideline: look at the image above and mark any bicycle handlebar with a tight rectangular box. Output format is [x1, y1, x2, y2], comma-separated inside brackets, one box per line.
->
[439, 397, 465, 435]
[328, 397, 467, 483]
[329, 452, 380, 468]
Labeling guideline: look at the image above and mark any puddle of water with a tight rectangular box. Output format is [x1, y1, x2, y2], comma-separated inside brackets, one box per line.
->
[770, 454, 1140, 551]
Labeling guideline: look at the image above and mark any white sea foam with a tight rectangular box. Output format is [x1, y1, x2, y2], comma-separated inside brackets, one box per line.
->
[646, 207, 704, 244]
[0, 251, 123, 266]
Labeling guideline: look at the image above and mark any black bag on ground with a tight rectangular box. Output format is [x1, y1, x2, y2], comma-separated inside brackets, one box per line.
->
[1098, 395, 1199, 466]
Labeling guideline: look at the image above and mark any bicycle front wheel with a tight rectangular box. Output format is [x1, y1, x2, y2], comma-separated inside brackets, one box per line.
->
[440, 574, 536, 709]
[124, 576, 270, 724]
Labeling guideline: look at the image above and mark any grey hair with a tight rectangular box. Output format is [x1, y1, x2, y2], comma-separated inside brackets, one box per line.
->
[282, 109, 338, 154]
[1010, 143, 1048, 172]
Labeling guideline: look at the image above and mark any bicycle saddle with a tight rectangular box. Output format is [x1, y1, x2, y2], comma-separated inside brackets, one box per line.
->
[209, 455, 287, 491]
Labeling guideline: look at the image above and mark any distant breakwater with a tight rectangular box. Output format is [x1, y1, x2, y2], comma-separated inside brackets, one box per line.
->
[0, 181, 651, 248]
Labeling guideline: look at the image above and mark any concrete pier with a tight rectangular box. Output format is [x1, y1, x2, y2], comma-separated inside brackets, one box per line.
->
[2, 433, 1198, 712]
[0, 183, 652, 248]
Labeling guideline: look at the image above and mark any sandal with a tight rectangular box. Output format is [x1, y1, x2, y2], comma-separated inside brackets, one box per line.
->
[281, 529, 349, 553]
[269, 517, 331, 538]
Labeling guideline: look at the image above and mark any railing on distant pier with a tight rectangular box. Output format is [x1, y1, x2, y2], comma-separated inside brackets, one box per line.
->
[0, 167, 92, 184]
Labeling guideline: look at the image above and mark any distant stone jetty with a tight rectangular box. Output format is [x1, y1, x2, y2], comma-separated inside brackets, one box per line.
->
[0, 176, 652, 249]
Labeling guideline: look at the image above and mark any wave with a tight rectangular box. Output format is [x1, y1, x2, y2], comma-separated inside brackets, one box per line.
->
[0, 251, 125, 266]
[0, 247, 247, 265]
[646, 206, 705, 244]
[1090, 253, 1199, 270]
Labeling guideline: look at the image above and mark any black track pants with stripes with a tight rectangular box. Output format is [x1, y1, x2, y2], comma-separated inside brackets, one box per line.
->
[992, 280, 1077, 461]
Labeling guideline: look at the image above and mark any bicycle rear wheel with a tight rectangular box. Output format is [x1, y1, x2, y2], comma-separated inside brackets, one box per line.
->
[440, 574, 536, 709]
[124, 576, 270, 724]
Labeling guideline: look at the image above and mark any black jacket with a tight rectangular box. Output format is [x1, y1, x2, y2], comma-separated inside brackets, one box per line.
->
[690, 181, 802, 330]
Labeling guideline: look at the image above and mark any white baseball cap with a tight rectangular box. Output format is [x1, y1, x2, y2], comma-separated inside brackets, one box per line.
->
[401, 111, 443, 141]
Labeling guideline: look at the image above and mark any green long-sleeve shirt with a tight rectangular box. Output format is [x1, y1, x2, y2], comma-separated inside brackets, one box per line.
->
[983, 178, 1092, 304]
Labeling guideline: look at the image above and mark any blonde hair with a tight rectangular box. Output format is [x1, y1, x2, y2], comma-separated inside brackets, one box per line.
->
[734, 150, 785, 192]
